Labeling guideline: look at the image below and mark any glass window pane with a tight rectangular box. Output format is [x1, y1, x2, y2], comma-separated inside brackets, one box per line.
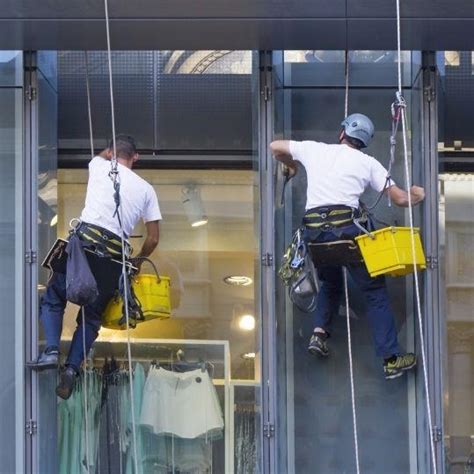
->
[438, 51, 474, 152]
[0, 87, 24, 474]
[57, 51, 253, 153]
[58, 51, 155, 149]
[274, 57, 422, 473]
[440, 174, 474, 473]
[39, 51, 261, 474]
[283, 50, 412, 88]
[0, 51, 23, 86]
[438, 51, 474, 473]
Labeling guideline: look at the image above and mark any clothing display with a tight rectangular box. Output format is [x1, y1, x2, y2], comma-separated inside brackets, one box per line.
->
[58, 371, 102, 474]
[58, 361, 224, 474]
[140, 367, 224, 440]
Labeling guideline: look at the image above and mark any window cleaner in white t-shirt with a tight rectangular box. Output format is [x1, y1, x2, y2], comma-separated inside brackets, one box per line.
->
[29, 135, 162, 398]
[270, 113, 425, 380]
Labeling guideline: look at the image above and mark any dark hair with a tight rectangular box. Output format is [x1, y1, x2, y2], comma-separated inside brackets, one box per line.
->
[108, 134, 137, 159]
[342, 132, 365, 150]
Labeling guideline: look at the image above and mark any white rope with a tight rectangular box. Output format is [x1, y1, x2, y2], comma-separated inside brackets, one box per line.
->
[344, 50, 350, 118]
[84, 52, 95, 158]
[343, 50, 360, 474]
[396, 1, 437, 472]
[343, 267, 360, 474]
[81, 307, 91, 474]
[81, 54, 95, 474]
[104, 1, 140, 472]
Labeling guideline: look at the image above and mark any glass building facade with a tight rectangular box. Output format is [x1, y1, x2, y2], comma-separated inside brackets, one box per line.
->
[0, 49, 472, 474]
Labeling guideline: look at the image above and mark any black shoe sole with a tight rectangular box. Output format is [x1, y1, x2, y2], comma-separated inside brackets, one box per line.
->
[56, 372, 76, 400]
[26, 361, 59, 371]
[308, 346, 329, 358]
[56, 384, 73, 400]
[384, 360, 417, 380]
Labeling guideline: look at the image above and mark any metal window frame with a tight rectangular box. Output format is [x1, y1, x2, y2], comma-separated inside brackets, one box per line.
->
[23, 50, 40, 474]
[420, 51, 446, 473]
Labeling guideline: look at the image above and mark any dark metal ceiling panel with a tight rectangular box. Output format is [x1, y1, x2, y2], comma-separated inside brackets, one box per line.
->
[1, 0, 346, 18]
[348, 0, 474, 18]
[349, 19, 474, 51]
[1, 0, 474, 51]
[0, 19, 348, 50]
[4, 0, 474, 19]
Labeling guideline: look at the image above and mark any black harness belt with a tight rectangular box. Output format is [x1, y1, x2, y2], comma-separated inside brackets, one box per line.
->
[76, 221, 130, 258]
[303, 205, 360, 230]
[303, 205, 364, 266]
[308, 240, 362, 266]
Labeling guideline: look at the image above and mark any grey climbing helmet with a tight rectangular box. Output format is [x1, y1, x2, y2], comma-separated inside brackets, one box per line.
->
[341, 113, 375, 148]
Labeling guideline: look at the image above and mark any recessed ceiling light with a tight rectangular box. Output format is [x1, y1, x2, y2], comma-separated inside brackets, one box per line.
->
[241, 352, 256, 360]
[223, 275, 253, 286]
[191, 218, 208, 227]
[238, 314, 255, 331]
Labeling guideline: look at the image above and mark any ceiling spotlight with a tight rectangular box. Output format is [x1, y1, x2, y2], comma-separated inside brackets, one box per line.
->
[241, 352, 256, 360]
[50, 214, 58, 227]
[238, 314, 255, 331]
[223, 275, 253, 286]
[182, 185, 208, 228]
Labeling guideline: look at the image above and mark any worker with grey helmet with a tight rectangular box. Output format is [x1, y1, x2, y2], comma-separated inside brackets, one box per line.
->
[270, 113, 425, 380]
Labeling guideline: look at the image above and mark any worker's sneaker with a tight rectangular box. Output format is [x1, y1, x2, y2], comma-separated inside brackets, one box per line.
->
[26, 347, 59, 371]
[56, 366, 78, 400]
[308, 332, 329, 357]
[383, 353, 417, 380]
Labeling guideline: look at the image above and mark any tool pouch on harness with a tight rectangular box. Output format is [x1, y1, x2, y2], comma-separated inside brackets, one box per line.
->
[117, 268, 145, 329]
[65, 233, 99, 306]
[278, 228, 318, 313]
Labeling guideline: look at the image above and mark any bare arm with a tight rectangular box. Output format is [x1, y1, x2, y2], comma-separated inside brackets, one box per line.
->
[387, 185, 425, 207]
[136, 221, 160, 258]
[270, 140, 299, 176]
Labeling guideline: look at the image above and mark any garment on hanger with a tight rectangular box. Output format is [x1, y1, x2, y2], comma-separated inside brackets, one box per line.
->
[234, 406, 257, 474]
[58, 360, 223, 473]
[58, 371, 102, 474]
[140, 366, 224, 440]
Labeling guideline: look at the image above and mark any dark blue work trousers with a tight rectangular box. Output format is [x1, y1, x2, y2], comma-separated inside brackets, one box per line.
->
[40, 264, 119, 371]
[305, 223, 401, 358]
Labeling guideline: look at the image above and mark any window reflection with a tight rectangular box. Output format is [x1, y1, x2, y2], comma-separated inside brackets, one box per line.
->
[57, 168, 260, 380]
[440, 174, 474, 473]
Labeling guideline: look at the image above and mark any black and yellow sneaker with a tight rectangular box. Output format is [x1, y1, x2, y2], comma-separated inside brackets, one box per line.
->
[383, 353, 417, 380]
[308, 332, 329, 357]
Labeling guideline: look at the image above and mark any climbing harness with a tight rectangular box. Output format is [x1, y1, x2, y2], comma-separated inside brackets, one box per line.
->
[75, 220, 131, 258]
[303, 205, 362, 230]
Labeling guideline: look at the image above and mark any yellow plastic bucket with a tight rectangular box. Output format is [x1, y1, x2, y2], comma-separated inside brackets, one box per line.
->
[355, 227, 426, 278]
[102, 274, 171, 330]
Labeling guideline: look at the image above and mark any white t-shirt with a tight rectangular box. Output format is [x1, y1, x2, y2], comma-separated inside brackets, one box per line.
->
[289, 140, 394, 210]
[80, 156, 162, 237]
